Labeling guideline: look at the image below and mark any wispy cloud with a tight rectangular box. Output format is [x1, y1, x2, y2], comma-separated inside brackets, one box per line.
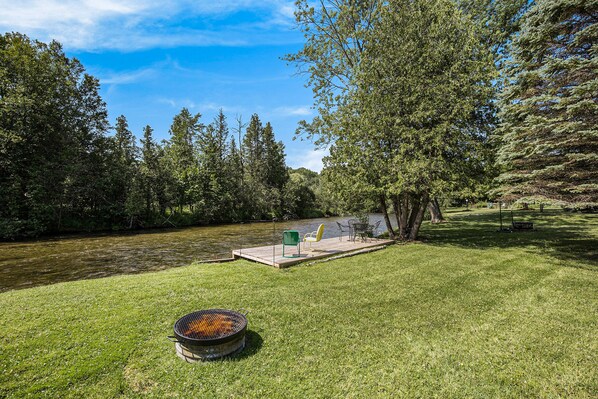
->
[154, 99, 248, 116]
[287, 148, 328, 172]
[101, 67, 157, 84]
[156, 98, 197, 109]
[273, 106, 313, 117]
[0, 0, 298, 51]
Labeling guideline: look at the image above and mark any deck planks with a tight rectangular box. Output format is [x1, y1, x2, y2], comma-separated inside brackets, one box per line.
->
[232, 237, 394, 268]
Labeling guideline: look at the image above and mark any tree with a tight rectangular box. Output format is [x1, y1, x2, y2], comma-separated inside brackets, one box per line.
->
[283, 170, 317, 218]
[289, 0, 494, 239]
[108, 115, 141, 222]
[456, 0, 533, 65]
[198, 110, 231, 222]
[226, 136, 246, 221]
[262, 122, 288, 192]
[241, 114, 269, 218]
[0, 33, 110, 237]
[496, 0, 598, 209]
[139, 125, 162, 216]
[262, 122, 289, 216]
[164, 108, 202, 212]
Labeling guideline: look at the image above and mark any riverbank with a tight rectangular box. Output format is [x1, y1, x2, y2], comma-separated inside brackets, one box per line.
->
[1, 210, 596, 397]
[0, 215, 383, 292]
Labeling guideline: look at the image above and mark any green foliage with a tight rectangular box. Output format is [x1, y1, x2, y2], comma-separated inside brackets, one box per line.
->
[164, 108, 202, 212]
[0, 34, 331, 239]
[495, 0, 598, 209]
[241, 114, 290, 219]
[456, 0, 533, 64]
[289, 0, 495, 239]
[0, 33, 110, 237]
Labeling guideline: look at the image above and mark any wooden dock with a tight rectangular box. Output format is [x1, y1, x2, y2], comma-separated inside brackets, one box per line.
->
[232, 237, 394, 268]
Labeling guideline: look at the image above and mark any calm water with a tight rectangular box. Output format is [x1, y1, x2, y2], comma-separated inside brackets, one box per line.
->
[0, 215, 391, 292]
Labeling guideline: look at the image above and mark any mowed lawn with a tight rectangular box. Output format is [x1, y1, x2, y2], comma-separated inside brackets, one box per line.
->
[0, 210, 596, 398]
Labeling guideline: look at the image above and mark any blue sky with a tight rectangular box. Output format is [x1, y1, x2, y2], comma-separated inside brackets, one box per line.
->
[0, 0, 327, 171]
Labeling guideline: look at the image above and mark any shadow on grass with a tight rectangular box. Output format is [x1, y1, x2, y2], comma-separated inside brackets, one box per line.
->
[420, 209, 598, 270]
[228, 330, 263, 361]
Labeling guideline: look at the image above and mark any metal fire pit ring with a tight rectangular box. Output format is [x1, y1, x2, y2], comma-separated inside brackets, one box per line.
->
[172, 308, 248, 346]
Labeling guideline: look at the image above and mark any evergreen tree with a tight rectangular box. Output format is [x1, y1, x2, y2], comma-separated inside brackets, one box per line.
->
[198, 110, 231, 221]
[262, 122, 289, 216]
[241, 114, 268, 218]
[164, 108, 202, 212]
[242, 114, 265, 182]
[496, 0, 598, 208]
[226, 136, 246, 221]
[140, 125, 161, 216]
[456, 0, 533, 65]
[109, 115, 141, 221]
[262, 122, 288, 192]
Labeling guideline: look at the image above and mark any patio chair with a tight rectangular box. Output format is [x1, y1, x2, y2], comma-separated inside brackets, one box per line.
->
[336, 221, 350, 241]
[368, 220, 382, 239]
[282, 230, 300, 258]
[347, 219, 359, 241]
[304, 224, 325, 250]
[354, 220, 382, 242]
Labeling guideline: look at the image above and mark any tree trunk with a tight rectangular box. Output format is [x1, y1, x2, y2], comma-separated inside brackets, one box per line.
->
[379, 195, 396, 240]
[408, 192, 429, 240]
[407, 195, 421, 232]
[393, 195, 409, 240]
[428, 197, 445, 223]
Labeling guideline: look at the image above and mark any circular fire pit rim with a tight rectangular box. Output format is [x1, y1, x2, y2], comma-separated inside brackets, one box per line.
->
[171, 308, 248, 347]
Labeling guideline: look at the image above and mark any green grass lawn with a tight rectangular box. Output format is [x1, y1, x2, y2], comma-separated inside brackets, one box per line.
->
[1, 209, 596, 398]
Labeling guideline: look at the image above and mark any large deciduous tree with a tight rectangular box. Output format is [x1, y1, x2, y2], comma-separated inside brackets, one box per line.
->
[0, 33, 110, 237]
[496, 0, 598, 209]
[287, 0, 494, 239]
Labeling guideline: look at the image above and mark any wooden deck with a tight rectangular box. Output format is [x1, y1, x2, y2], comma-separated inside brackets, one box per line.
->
[232, 237, 394, 268]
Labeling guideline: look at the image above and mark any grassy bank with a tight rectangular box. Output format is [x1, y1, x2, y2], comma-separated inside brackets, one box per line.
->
[0, 210, 596, 398]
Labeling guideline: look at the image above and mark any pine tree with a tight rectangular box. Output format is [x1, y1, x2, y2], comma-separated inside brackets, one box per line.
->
[164, 108, 202, 212]
[242, 114, 265, 182]
[496, 0, 598, 208]
[262, 122, 288, 191]
[226, 136, 246, 221]
[261, 122, 289, 216]
[140, 125, 160, 216]
[110, 115, 141, 220]
[198, 110, 231, 221]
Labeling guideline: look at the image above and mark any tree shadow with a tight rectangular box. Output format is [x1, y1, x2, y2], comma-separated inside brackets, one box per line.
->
[420, 210, 597, 270]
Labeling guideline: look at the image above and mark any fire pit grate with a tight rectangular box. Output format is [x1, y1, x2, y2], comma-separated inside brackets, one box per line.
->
[169, 309, 248, 362]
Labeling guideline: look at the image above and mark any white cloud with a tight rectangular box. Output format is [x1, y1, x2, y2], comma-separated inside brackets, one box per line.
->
[154, 99, 249, 116]
[156, 98, 197, 109]
[157, 98, 177, 108]
[274, 106, 313, 117]
[100, 67, 157, 84]
[288, 148, 328, 172]
[0, 0, 298, 51]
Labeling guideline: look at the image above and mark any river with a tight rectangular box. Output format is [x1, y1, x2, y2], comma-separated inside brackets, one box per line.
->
[0, 215, 391, 292]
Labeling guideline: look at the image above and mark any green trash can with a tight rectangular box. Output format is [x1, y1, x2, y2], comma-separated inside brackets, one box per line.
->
[282, 230, 300, 258]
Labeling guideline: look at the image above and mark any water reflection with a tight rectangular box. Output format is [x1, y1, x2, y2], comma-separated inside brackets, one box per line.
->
[0, 215, 392, 292]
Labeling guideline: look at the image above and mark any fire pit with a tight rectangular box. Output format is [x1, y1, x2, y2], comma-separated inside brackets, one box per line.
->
[168, 309, 248, 362]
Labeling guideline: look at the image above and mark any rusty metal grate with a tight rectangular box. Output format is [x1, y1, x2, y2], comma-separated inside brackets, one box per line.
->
[174, 309, 247, 343]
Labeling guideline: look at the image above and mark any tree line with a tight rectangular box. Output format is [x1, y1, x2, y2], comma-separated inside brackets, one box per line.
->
[2, 0, 595, 240]
[0, 33, 328, 239]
